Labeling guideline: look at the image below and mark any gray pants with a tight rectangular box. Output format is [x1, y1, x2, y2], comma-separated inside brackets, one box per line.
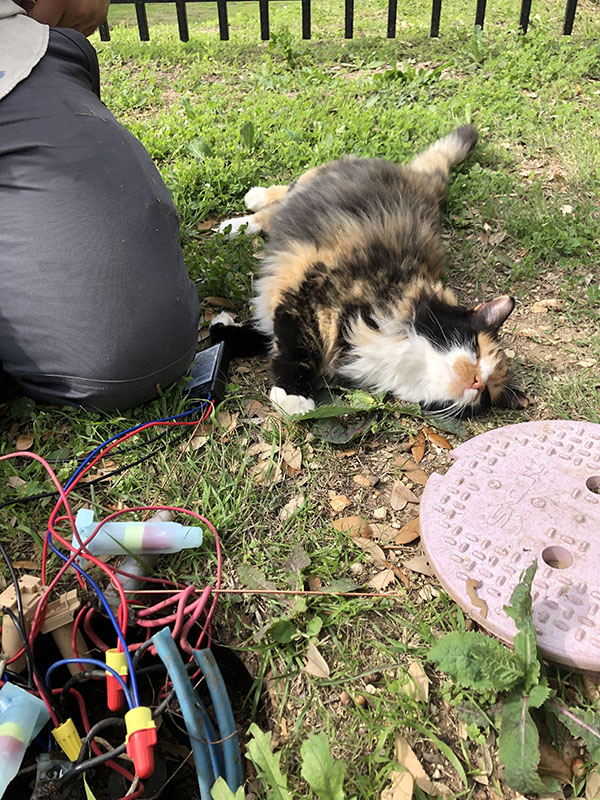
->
[0, 30, 199, 411]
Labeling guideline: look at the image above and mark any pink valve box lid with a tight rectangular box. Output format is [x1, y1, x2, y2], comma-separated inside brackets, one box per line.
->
[420, 419, 600, 672]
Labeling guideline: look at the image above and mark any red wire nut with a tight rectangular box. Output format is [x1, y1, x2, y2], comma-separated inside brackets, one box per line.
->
[125, 707, 157, 779]
[105, 649, 128, 712]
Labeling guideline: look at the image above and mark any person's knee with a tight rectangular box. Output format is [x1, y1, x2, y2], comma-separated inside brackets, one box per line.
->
[14, 339, 197, 411]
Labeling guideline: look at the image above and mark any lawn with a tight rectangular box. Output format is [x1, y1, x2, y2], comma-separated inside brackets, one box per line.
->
[1, 1, 600, 798]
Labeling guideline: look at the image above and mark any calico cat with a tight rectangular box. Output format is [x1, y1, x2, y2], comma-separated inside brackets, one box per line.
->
[210, 125, 528, 418]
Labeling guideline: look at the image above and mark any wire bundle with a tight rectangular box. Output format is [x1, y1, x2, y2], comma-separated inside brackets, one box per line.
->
[0, 398, 240, 800]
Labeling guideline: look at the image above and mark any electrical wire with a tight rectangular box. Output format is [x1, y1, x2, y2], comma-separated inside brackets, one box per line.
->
[0, 540, 35, 688]
[46, 658, 134, 709]
[56, 679, 180, 789]
[1, 395, 224, 794]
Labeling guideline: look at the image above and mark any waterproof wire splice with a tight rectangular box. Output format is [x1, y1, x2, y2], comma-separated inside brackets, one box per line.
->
[52, 717, 82, 762]
[0, 683, 51, 799]
[124, 706, 157, 780]
[105, 649, 129, 712]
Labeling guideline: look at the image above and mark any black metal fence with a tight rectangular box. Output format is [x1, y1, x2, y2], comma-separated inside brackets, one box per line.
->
[98, 0, 580, 43]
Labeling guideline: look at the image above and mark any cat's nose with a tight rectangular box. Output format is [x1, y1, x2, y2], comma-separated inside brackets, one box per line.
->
[470, 375, 483, 391]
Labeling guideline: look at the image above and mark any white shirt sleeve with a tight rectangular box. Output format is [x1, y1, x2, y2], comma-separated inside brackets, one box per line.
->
[0, 0, 49, 100]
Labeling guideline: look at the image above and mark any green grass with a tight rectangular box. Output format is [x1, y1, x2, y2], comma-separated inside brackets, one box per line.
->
[2, 2, 600, 798]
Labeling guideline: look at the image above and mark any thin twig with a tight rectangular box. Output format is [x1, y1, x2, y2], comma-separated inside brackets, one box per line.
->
[125, 587, 408, 598]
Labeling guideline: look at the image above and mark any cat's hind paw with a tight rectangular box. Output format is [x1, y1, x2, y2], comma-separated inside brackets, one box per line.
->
[244, 187, 268, 211]
[215, 215, 261, 238]
[270, 386, 316, 416]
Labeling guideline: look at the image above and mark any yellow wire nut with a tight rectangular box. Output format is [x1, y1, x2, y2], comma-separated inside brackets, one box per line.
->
[105, 648, 128, 677]
[124, 706, 156, 741]
[52, 718, 82, 762]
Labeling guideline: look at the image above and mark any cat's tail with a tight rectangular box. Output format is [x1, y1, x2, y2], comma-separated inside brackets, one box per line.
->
[209, 312, 271, 357]
[409, 125, 478, 183]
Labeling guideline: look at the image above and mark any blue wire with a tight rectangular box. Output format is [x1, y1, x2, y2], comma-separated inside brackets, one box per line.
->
[46, 659, 134, 710]
[44, 398, 212, 710]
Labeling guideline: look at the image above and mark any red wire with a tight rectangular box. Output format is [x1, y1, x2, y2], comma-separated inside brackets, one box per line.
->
[2, 400, 219, 764]
[41, 402, 213, 585]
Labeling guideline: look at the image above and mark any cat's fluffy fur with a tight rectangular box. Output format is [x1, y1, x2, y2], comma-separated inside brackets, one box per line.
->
[211, 126, 528, 417]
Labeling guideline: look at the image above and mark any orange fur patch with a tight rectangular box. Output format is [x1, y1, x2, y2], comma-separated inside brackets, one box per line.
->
[453, 354, 478, 388]
[264, 185, 289, 205]
[478, 332, 507, 401]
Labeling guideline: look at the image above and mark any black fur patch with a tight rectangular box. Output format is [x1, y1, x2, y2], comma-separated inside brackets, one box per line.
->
[421, 386, 492, 419]
[413, 293, 477, 353]
[209, 322, 271, 357]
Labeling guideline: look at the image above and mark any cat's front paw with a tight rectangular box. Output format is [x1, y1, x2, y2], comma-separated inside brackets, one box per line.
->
[270, 386, 316, 416]
[209, 311, 238, 329]
[215, 215, 261, 238]
[244, 187, 268, 211]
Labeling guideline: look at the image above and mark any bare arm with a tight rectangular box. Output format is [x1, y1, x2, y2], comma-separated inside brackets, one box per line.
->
[28, 0, 109, 36]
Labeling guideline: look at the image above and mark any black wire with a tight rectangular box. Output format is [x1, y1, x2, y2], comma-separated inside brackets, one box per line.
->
[0, 427, 191, 511]
[56, 685, 179, 788]
[0, 541, 64, 719]
[0, 605, 34, 688]
[0, 603, 62, 721]
[58, 669, 105, 714]
[0, 540, 34, 687]
[44, 427, 176, 465]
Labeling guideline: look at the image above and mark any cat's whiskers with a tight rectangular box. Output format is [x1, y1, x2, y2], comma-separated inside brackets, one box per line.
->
[426, 307, 450, 347]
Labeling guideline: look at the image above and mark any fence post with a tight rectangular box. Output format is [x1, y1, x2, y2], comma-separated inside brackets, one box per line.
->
[430, 0, 442, 37]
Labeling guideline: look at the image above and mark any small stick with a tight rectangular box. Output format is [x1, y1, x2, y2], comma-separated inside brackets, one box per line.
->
[123, 587, 408, 598]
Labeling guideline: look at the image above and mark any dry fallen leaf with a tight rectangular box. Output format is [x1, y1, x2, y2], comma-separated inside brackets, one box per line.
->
[244, 399, 269, 419]
[191, 435, 209, 451]
[307, 575, 322, 591]
[380, 769, 413, 800]
[402, 553, 435, 577]
[393, 455, 429, 485]
[585, 766, 600, 799]
[531, 302, 549, 314]
[394, 517, 420, 544]
[337, 449, 356, 458]
[353, 473, 378, 487]
[394, 735, 434, 793]
[15, 434, 34, 451]
[333, 516, 373, 538]
[389, 480, 420, 510]
[303, 641, 330, 678]
[583, 674, 600, 704]
[12, 560, 38, 570]
[329, 493, 352, 513]
[8, 476, 26, 489]
[216, 410, 239, 433]
[367, 568, 396, 590]
[370, 522, 397, 545]
[423, 425, 452, 450]
[197, 218, 218, 231]
[410, 431, 426, 463]
[538, 740, 572, 784]
[353, 537, 387, 569]
[247, 441, 277, 458]
[204, 295, 235, 309]
[279, 495, 304, 522]
[250, 460, 283, 485]
[399, 662, 430, 703]
[466, 578, 489, 619]
[281, 441, 302, 471]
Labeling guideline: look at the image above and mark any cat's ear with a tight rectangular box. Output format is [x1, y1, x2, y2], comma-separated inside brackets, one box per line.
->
[470, 295, 515, 331]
